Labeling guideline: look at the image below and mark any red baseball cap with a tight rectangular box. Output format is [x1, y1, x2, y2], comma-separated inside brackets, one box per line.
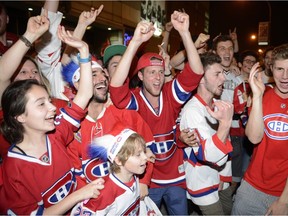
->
[135, 52, 165, 72]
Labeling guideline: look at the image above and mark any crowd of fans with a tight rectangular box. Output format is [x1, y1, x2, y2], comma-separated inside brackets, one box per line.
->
[0, 1, 287, 215]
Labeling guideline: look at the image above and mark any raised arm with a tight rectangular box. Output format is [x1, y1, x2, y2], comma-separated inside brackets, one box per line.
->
[35, 0, 65, 100]
[170, 33, 210, 71]
[170, 49, 186, 71]
[245, 62, 265, 144]
[0, 14, 49, 107]
[161, 21, 173, 53]
[57, 26, 92, 109]
[171, 11, 203, 75]
[194, 33, 210, 52]
[158, 43, 173, 82]
[43, 0, 59, 13]
[61, 5, 104, 65]
[229, 27, 239, 53]
[110, 20, 155, 87]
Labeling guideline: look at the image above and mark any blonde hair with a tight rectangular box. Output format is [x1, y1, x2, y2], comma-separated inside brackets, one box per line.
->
[110, 133, 146, 174]
[13, 56, 52, 96]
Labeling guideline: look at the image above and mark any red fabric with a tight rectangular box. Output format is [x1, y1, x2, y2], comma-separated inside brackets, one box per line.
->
[0, 32, 18, 55]
[0, 98, 68, 160]
[244, 88, 288, 196]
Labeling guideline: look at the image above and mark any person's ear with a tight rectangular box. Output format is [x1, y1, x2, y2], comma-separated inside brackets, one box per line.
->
[6, 15, 9, 24]
[16, 114, 26, 123]
[238, 62, 243, 69]
[270, 64, 273, 72]
[74, 81, 79, 91]
[114, 156, 123, 166]
[138, 71, 143, 81]
[199, 76, 205, 84]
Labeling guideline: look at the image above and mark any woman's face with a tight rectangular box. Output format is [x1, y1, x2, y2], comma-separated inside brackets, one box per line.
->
[14, 59, 41, 83]
[18, 85, 56, 133]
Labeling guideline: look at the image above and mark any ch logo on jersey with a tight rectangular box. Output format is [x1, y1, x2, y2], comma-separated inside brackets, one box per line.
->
[83, 158, 110, 182]
[152, 141, 176, 161]
[264, 114, 288, 140]
[42, 169, 76, 207]
[54, 113, 63, 126]
[151, 133, 176, 161]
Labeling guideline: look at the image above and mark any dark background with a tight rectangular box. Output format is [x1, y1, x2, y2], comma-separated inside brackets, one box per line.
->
[3, 1, 288, 54]
[209, 1, 288, 52]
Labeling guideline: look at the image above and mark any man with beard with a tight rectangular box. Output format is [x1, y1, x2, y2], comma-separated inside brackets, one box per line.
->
[62, 59, 155, 190]
[178, 52, 234, 215]
[213, 35, 246, 193]
[109, 11, 204, 215]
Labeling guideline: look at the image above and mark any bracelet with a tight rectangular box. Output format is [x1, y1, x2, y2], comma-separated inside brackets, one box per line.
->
[77, 53, 91, 64]
[165, 73, 172, 77]
[20, 35, 32, 48]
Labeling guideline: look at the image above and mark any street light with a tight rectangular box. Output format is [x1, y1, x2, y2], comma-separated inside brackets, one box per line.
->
[250, 34, 256, 40]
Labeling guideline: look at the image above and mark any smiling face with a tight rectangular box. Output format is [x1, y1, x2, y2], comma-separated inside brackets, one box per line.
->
[241, 55, 257, 74]
[17, 85, 56, 134]
[264, 50, 273, 70]
[92, 68, 109, 103]
[14, 59, 41, 83]
[215, 40, 234, 69]
[138, 64, 165, 99]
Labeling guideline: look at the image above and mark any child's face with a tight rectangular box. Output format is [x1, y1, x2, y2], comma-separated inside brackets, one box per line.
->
[18, 85, 56, 133]
[123, 141, 147, 176]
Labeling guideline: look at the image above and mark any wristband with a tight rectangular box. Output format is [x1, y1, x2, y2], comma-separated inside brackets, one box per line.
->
[77, 53, 91, 64]
[20, 35, 32, 48]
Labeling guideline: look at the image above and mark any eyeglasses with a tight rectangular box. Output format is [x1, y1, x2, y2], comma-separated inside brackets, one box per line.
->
[243, 59, 256, 65]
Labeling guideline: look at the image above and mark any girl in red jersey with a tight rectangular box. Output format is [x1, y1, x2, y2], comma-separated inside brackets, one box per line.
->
[0, 25, 104, 215]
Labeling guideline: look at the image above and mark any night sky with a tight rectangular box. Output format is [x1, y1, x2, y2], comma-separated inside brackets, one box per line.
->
[209, 1, 288, 53]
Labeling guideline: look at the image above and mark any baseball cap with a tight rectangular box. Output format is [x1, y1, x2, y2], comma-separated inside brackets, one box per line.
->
[135, 52, 165, 72]
[103, 44, 127, 65]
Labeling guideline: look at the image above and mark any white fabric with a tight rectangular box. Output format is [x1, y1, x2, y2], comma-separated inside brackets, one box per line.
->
[36, 9, 67, 100]
[139, 197, 162, 216]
